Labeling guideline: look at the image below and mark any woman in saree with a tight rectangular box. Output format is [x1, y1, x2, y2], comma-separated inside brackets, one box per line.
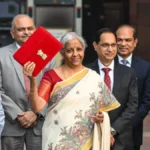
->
[23, 32, 120, 150]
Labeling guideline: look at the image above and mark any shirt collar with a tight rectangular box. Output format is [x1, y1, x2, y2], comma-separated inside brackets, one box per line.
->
[117, 53, 132, 65]
[15, 42, 21, 49]
[98, 59, 114, 71]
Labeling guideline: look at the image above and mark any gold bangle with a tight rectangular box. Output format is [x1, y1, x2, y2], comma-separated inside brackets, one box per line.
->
[30, 77, 36, 80]
[29, 92, 37, 95]
[30, 89, 37, 91]
[30, 89, 35, 91]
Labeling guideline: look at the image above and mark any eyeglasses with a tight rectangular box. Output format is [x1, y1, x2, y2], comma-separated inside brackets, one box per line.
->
[98, 43, 117, 48]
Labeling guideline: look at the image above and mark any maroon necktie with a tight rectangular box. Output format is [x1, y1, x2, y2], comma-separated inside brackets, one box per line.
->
[102, 68, 111, 90]
[24, 74, 30, 97]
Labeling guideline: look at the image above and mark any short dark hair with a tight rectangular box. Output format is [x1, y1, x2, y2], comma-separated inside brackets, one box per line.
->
[116, 24, 137, 39]
[94, 28, 116, 43]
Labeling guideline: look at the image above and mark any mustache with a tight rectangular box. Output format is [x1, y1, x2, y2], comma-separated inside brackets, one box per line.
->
[22, 35, 30, 38]
[118, 46, 126, 48]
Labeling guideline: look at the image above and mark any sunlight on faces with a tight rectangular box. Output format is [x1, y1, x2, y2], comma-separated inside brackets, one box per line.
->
[61, 39, 85, 67]
[116, 26, 138, 59]
[10, 15, 36, 46]
[93, 32, 117, 65]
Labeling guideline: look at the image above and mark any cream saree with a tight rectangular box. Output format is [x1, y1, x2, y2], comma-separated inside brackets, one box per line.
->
[42, 68, 120, 150]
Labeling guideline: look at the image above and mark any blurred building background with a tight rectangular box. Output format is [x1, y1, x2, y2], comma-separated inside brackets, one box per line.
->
[0, 0, 150, 65]
[0, 0, 150, 150]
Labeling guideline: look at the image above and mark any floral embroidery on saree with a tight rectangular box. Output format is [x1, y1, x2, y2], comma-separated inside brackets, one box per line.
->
[47, 91, 100, 150]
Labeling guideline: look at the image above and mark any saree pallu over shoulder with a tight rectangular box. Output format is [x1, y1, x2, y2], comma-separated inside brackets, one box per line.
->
[50, 68, 89, 98]
[42, 68, 120, 150]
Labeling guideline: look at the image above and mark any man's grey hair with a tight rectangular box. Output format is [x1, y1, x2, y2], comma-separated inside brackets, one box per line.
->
[60, 32, 87, 53]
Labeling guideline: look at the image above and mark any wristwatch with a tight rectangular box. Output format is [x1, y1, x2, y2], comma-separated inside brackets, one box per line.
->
[36, 113, 44, 120]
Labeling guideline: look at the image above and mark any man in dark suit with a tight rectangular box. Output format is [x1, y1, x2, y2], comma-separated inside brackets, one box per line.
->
[116, 24, 150, 150]
[86, 28, 138, 150]
[0, 14, 56, 150]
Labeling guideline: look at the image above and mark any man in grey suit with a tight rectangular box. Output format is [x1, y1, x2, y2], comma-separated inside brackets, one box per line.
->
[87, 28, 138, 150]
[0, 14, 56, 150]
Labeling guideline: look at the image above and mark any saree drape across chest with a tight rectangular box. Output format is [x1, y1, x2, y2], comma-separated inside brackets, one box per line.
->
[42, 68, 120, 150]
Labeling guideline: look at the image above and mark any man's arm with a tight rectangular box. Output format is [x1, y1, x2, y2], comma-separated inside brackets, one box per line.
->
[112, 70, 138, 133]
[0, 66, 23, 123]
[132, 64, 150, 126]
[0, 96, 5, 135]
[0, 94, 23, 123]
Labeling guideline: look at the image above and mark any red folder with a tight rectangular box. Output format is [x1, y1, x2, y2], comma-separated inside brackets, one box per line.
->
[13, 26, 63, 76]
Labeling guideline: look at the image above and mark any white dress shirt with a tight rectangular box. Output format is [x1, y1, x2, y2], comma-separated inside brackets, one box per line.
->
[98, 59, 116, 135]
[16, 42, 20, 49]
[98, 59, 114, 92]
[117, 54, 132, 67]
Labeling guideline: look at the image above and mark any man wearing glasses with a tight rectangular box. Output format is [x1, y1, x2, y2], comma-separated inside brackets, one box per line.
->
[87, 28, 138, 150]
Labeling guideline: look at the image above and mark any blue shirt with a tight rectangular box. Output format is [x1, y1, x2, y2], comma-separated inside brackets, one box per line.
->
[0, 96, 5, 136]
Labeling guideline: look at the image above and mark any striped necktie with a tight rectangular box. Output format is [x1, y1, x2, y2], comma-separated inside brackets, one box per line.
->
[102, 68, 111, 90]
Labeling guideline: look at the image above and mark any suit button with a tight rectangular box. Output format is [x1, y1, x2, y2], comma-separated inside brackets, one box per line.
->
[53, 109, 58, 114]
[54, 120, 58, 125]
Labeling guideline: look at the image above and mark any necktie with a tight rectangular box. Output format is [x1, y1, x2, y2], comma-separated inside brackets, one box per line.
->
[24, 74, 30, 97]
[102, 68, 111, 90]
[121, 59, 128, 66]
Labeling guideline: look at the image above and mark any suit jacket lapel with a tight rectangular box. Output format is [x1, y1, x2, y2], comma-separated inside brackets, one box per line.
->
[9, 43, 26, 90]
[131, 55, 138, 69]
[92, 59, 100, 74]
[114, 56, 119, 64]
[112, 63, 121, 95]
